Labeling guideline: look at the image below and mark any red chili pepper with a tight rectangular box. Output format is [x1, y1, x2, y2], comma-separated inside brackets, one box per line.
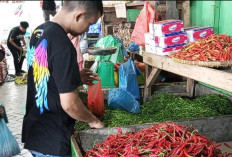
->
[173, 34, 232, 62]
[85, 122, 230, 156]
[224, 143, 232, 149]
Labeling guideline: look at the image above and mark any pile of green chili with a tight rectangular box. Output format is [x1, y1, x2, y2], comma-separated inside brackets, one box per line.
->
[75, 94, 232, 131]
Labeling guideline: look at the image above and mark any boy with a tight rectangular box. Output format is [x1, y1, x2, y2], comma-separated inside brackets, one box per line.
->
[7, 21, 29, 76]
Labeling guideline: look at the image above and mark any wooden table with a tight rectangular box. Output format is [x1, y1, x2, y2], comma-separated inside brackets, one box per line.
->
[143, 52, 232, 102]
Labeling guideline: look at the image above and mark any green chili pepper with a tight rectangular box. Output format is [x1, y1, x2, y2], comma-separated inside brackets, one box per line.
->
[75, 94, 232, 131]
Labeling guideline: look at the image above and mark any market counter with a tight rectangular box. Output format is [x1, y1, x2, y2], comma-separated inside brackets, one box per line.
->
[71, 115, 232, 156]
[143, 52, 232, 102]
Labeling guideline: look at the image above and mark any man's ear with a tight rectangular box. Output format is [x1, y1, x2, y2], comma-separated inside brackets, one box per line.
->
[74, 11, 86, 23]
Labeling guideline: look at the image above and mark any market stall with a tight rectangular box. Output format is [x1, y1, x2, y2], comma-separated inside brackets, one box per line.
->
[143, 52, 232, 102]
[69, 1, 232, 156]
[101, 1, 190, 46]
[1, 1, 232, 157]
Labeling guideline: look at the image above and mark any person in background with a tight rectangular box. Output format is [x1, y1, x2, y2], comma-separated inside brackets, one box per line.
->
[79, 32, 88, 54]
[22, 1, 104, 157]
[0, 44, 7, 84]
[68, 34, 84, 70]
[42, 0, 56, 21]
[7, 21, 29, 76]
[0, 106, 4, 118]
[68, 32, 88, 70]
[0, 43, 5, 62]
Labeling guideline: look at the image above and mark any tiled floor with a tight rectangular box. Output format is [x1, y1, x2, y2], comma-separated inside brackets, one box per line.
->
[0, 83, 32, 157]
[0, 52, 32, 157]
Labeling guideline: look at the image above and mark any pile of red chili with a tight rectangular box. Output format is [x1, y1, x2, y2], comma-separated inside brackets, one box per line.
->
[172, 34, 232, 61]
[85, 122, 232, 157]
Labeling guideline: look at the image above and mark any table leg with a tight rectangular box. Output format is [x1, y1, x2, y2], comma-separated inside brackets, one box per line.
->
[186, 78, 195, 98]
[143, 65, 161, 103]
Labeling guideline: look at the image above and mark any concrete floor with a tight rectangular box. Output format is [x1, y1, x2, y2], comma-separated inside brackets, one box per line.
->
[1, 53, 31, 156]
[0, 52, 231, 156]
[0, 83, 32, 157]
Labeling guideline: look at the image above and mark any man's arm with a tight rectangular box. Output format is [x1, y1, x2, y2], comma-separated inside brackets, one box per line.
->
[21, 38, 26, 47]
[9, 38, 23, 51]
[60, 89, 104, 129]
[9, 28, 23, 51]
[52, 45, 103, 128]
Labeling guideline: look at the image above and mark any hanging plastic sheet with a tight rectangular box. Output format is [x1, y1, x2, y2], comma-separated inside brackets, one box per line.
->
[131, 1, 154, 46]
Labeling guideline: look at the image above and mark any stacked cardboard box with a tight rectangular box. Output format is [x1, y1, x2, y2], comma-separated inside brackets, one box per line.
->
[145, 19, 188, 56]
[184, 27, 214, 42]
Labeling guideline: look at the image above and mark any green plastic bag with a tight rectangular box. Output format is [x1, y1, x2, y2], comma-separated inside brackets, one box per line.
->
[94, 35, 124, 64]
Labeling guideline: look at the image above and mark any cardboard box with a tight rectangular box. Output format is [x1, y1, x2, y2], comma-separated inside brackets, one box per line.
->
[184, 26, 199, 32]
[149, 19, 184, 37]
[186, 27, 214, 42]
[155, 32, 188, 47]
[145, 33, 155, 46]
[156, 43, 186, 56]
[145, 44, 156, 54]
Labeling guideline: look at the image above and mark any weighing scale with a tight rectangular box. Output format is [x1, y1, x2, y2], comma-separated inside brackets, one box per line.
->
[86, 47, 117, 88]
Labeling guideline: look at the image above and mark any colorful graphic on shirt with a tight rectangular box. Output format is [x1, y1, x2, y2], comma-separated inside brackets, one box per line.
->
[34, 29, 44, 38]
[27, 28, 50, 114]
[27, 29, 43, 69]
[32, 39, 50, 114]
[27, 46, 35, 68]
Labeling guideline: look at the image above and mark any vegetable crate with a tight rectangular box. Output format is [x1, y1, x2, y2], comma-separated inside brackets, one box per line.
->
[71, 115, 232, 157]
[71, 132, 84, 157]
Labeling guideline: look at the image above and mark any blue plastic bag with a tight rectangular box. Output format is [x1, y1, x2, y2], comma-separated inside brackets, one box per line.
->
[119, 59, 141, 99]
[113, 36, 129, 57]
[108, 89, 141, 113]
[128, 42, 140, 52]
[0, 118, 21, 157]
[88, 22, 101, 34]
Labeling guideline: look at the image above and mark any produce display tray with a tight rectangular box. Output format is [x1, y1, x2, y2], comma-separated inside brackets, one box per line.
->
[86, 47, 117, 56]
[172, 57, 232, 67]
[71, 115, 232, 156]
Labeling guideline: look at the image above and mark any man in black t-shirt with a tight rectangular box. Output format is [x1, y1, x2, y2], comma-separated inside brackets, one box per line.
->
[42, 0, 56, 21]
[7, 21, 29, 76]
[22, 1, 104, 156]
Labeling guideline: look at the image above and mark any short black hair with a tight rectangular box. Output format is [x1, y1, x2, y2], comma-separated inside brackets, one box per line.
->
[63, 1, 103, 16]
[20, 21, 29, 29]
